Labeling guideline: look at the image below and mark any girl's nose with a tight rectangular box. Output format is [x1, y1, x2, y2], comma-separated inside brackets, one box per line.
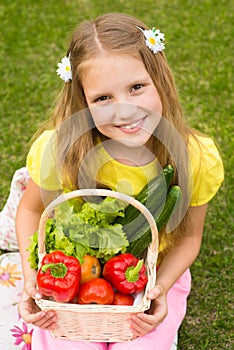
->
[114, 103, 138, 120]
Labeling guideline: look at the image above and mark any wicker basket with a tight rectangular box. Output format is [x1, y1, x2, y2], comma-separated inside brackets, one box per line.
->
[36, 189, 158, 342]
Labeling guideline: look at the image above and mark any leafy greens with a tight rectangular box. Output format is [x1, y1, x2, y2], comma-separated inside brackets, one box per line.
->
[28, 197, 129, 269]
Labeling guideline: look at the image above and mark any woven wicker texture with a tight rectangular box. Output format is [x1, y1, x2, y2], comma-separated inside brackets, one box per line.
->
[36, 189, 158, 342]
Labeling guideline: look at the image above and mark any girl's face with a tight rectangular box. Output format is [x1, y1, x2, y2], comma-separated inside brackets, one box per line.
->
[82, 54, 162, 151]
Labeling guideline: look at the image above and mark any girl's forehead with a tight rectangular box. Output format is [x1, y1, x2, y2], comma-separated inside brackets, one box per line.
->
[80, 53, 144, 80]
[81, 54, 151, 99]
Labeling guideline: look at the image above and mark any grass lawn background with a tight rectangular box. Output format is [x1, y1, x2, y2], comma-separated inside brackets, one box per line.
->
[0, 1, 233, 349]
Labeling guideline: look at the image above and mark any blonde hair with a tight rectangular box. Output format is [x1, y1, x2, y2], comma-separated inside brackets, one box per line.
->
[41, 13, 194, 253]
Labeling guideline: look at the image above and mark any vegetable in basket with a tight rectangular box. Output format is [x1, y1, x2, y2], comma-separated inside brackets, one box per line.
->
[77, 278, 114, 305]
[28, 197, 129, 269]
[112, 292, 134, 305]
[80, 254, 102, 284]
[102, 253, 148, 294]
[37, 250, 81, 303]
[117, 164, 174, 226]
[126, 185, 182, 257]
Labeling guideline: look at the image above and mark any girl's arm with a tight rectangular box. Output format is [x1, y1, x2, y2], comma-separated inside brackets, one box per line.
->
[16, 178, 60, 279]
[16, 178, 45, 280]
[156, 204, 207, 293]
[16, 178, 58, 329]
[129, 204, 207, 337]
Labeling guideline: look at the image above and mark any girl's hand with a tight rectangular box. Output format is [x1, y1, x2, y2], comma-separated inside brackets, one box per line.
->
[128, 284, 168, 338]
[18, 279, 57, 330]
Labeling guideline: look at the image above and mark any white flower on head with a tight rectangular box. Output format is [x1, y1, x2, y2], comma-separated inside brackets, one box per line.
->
[56, 55, 72, 82]
[138, 27, 165, 54]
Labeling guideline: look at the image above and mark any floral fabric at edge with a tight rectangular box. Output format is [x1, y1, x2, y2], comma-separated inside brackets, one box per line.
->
[0, 167, 30, 251]
[0, 252, 34, 349]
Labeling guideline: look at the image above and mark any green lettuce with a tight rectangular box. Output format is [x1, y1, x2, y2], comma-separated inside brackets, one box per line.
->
[28, 196, 128, 268]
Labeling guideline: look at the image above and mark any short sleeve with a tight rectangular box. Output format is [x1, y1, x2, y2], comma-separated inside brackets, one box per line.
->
[188, 134, 224, 206]
[26, 130, 63, 191]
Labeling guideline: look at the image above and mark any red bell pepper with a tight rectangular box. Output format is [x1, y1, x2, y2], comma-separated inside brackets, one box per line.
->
[102, 253, 148, 294]
[37, 250, 81, 303]
[77, 277, 114, 305]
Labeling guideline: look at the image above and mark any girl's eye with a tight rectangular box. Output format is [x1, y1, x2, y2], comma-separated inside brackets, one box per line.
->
[94, 96, 111, 104]
[130, 84, 144, 93]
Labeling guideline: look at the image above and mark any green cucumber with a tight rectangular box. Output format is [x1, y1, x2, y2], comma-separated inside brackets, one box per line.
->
[118, 165, 174, 226]
[126, 185, 182, 257]
[122, 191, 166, 242]
[163, 164, 175, 187]
[135, 164, 174, 204]
[156, 185, 182, 232]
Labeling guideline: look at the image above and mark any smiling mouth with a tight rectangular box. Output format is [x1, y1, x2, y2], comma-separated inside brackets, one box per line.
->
[118, 117, 146, 130]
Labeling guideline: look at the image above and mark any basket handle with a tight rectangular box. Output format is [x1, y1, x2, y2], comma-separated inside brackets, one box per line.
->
[38, 189, 158, 265]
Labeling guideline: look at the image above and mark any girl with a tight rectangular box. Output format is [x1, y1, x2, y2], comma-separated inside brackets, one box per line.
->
[16, 12, 224, 350]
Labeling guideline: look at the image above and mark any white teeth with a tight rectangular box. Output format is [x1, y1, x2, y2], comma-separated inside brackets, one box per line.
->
[121, 119, 142, 129]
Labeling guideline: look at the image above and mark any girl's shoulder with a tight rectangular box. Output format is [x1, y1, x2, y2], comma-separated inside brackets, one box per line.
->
[26, 129, 62, 191]
[27, 129, 56, 164]
[31, 129, 55, 144]
[187, 132, 224, 206]
[188, 132, 221, 157]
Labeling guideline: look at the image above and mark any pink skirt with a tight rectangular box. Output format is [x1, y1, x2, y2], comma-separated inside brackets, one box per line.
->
[32, 269, 191, 350]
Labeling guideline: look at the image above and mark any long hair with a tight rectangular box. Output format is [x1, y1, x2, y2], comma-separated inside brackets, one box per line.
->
[40, 13, 194, 253]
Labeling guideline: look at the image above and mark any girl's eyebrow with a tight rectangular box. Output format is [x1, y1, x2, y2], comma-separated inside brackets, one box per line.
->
[128, 75, 150, 85]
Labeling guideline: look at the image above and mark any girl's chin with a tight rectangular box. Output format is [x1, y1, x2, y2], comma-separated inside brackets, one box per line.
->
[112, 137, 151, 149]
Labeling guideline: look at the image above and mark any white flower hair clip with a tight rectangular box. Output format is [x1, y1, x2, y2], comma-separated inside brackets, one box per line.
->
[137, 26, 165, 54]
[56, 54, 72, 82]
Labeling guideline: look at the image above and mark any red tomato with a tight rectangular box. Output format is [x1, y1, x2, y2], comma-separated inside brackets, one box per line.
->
[80, 254, 101, 284]
[112, 292, 134, 305]
[77, 278, 114, 305]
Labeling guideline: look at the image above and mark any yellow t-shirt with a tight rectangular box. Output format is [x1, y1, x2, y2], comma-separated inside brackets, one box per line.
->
[27, 130, 224, 256]
[26, 129, 224, 207]
[26, 130, 62, 191]
[187, 134, 224, 206]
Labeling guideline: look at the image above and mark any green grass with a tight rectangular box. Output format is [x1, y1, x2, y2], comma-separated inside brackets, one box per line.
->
[1, 0, 233, 348]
